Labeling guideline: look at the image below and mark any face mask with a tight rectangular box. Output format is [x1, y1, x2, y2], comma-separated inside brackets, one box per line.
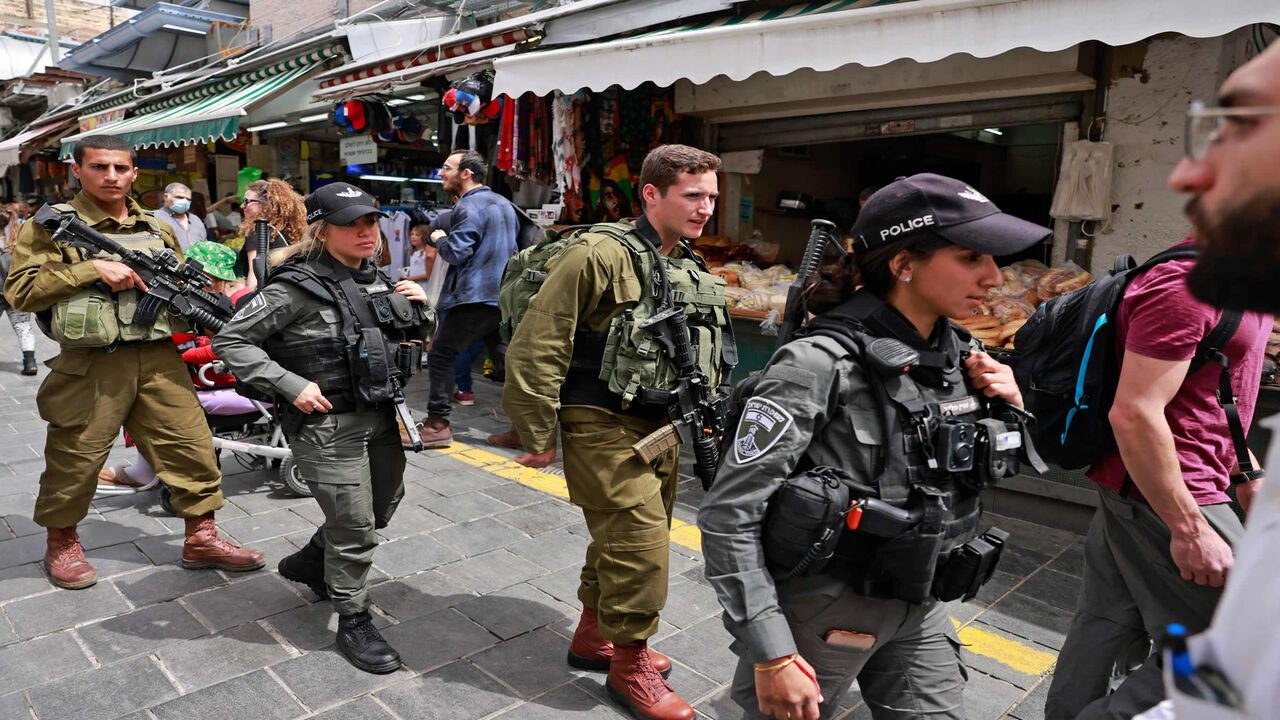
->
[171, 198, 191, 214]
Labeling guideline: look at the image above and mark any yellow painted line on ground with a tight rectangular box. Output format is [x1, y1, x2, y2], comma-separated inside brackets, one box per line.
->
[431, 441, 690, 546]
[436, 441, 1056, 677]
[952, 618, 1058, 677]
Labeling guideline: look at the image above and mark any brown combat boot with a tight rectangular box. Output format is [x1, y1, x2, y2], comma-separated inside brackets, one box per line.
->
[569, 606, 671, 677]
[486, 425, 524, 450]
[607, 641, 694, 720]
[45, 526, 97, 589]
[181, 512, 265, 571]
[418, 416, 453, 449]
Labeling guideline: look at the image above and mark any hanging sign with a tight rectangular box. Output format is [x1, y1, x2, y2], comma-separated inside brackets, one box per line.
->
[340, 135, 378, 164]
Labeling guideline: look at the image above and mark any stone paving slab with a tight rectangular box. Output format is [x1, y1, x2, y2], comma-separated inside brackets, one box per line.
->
[0, 329, 1089, 719]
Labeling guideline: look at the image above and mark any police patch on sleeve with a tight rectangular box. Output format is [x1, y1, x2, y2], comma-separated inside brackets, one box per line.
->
[231, 293, 266, 322]
[733, 397, 794, 465]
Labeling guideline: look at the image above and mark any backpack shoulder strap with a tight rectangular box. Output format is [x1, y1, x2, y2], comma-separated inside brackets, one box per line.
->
[1135, 246, 1198, 274]
[1191, 309, 1256, 478]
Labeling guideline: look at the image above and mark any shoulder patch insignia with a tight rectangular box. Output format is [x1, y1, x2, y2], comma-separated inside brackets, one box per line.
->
[231, 293, 266, 322]
[733, 397, 795, 465]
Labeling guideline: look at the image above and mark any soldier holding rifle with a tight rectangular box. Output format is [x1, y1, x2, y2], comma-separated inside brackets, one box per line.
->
[503, 144, 735, 720]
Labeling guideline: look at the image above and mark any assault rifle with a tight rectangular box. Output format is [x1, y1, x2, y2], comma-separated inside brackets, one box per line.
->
[628, 218, 725, 490]
[776, 218, 837, 349]
[34, 205, 234, 332]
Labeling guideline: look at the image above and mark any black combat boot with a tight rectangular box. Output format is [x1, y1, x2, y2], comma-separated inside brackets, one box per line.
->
[277, 536, 327, 599]
[21, 352, 36, 376]
[336, 610, 402, 674]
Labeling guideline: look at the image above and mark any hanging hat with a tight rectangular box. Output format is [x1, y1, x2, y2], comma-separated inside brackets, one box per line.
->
[186, 241, 238, 281]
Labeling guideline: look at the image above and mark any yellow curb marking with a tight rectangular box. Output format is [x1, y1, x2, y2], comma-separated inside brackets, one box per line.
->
[433, 441, 1055, 677]
[952, 618, 1058, 677]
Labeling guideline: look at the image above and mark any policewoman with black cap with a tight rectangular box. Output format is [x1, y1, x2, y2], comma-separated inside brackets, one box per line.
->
[698, 174, 1049, 720]
[213, 182, 433, 674]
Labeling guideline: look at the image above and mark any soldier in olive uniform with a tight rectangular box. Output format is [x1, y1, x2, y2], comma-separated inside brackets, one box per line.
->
[504, 145, 734, 720]
[213, 182, 432, 674]
[2, 134, 264, 590]
[699, 175, 1048, 720]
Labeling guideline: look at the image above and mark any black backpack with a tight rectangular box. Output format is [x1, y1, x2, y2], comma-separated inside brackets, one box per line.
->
[1011, 247, 1248, 471]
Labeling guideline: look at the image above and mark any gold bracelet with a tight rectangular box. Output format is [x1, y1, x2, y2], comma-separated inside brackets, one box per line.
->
[753, 655, 797, 672]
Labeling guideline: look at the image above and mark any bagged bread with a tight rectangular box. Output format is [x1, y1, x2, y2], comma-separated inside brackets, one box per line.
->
[988, 296, 1036, 323]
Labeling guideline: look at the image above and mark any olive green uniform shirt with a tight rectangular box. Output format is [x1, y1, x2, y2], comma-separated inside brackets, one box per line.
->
[3, 193, 180, 313]
[503, 228, 702, 452]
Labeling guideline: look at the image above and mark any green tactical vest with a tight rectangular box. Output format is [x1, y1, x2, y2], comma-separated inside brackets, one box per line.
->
[498, 221, 732, 407]
[37, 203, 191, 347]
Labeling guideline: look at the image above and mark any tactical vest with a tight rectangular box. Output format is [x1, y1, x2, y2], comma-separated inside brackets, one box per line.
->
[498, 220, 734, 415]
[38, 203, 190, 347]
[754, 290, 1035, 602]
[263, 253, 428, 413]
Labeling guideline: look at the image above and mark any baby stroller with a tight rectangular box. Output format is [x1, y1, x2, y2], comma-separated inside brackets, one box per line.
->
[153, 346, 309, 515]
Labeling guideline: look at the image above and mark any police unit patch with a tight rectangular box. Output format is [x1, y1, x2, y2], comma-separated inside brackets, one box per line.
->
[733, 397, 794, 465]
[231, 293, 266, 321]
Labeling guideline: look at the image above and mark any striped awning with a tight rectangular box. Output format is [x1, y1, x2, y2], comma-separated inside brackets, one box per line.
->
[493, 0, 1280, 97]
[59, 64, 316, 158]
[0, 121, 73, 171]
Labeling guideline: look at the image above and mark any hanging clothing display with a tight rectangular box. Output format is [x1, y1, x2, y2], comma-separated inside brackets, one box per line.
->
[379, 210, 412, 279]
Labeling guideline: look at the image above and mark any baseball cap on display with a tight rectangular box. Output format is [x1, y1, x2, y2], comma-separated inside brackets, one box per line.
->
[304, 182, 387, 226]
[851, 174, 1050, 256]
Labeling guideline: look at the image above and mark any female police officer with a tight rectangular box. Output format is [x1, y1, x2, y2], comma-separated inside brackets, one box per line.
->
[214, 182, 432, 674]
[698, 174, 1048, 719]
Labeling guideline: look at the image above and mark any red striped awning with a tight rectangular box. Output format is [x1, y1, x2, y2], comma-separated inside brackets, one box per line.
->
[318, 29, 533, 90]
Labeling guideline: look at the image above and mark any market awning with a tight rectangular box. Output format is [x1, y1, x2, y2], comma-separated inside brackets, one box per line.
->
[313, 30, 534, 100]
[59, 3, 247, 82]
[58, 63, 316, 158]
[0, 121, 74, 171]
[492, 0, 1280, 97]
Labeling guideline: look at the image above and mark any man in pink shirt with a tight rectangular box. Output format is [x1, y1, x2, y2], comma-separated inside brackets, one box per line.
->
[1045, 238, 1271, 719]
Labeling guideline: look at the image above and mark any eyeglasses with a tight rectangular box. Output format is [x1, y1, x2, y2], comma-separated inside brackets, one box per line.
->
[1184, 100, 1280, 161]
[241, 198, 263, 206]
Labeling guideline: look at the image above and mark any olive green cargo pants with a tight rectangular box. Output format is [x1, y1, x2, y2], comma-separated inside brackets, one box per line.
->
[34, 341, 223, 527]
[291, 408, 405, 616]
[560, 405, 681, 644]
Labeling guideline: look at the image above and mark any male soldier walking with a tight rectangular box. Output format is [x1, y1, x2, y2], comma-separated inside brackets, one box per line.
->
[504, 144, 734, 720]
[3, 134, 263, 589]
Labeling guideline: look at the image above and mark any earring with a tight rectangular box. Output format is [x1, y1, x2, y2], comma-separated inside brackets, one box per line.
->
[903, 276, 912, 284]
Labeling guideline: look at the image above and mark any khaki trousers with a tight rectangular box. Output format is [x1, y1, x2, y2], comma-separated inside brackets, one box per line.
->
[560, 405, 681, 644]
[34, 342, 223, 527]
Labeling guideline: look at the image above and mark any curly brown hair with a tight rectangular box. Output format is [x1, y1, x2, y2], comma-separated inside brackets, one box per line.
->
[236, 179, 308, 245]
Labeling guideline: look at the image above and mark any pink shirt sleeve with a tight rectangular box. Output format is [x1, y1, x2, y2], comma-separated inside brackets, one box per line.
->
[1120, 260, 1217, 363]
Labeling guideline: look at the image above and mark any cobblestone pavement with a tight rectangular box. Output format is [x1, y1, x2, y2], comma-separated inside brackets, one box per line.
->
[0, 330, 1081, 719]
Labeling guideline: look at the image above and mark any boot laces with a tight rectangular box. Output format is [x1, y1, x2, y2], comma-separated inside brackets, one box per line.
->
[52, 536, 84, 563]
[629, 647, 671, 700]
[349, 615, 382, 644]
[194, 522, 237, 553]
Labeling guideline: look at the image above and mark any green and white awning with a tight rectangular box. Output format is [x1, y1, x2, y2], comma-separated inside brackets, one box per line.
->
[60, 63, 316, 158]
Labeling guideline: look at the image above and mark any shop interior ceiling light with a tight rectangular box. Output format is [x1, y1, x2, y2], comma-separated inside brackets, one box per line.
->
[360, 174, 409, 182]
[246, 121, 289, 132]
[298, 113, 329, 123]
[410, 177, 443, 183]
[983, 128, 1004, 135]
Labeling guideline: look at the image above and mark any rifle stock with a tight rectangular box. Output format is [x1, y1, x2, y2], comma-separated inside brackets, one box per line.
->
[775, 218, 837, 349]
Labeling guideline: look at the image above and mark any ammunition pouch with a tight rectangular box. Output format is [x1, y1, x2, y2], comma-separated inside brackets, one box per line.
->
[352, 328, 397, 406]
[761, 467, 852, 580]
[932, 527, 1009, 602]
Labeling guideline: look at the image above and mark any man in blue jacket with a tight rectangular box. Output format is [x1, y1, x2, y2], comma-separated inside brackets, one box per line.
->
[419, 149, 518, 447]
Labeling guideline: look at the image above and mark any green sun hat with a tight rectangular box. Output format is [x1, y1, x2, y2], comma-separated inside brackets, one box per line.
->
[186, 241, 237, 281]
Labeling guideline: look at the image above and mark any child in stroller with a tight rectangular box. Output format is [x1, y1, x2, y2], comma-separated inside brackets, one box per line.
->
[95, 242, 306, 512]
